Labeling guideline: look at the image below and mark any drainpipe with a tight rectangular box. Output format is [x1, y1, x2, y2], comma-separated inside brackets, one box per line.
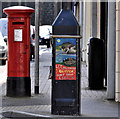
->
[107, 2, 116, 100]
[91, 2, 97, 38]
[115, 1, 120, 102]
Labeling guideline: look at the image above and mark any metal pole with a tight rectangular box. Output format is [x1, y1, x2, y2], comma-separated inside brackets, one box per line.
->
[82, 2, 86, 62]
[107, 2, 116, 99]
[79, 1, 83, 60]
[62, 2, 72, 10]
[35, 0, 39, 94]
[18, 0, 22, 6]
[0, 1, 2, 18]
[91, 2, 97, 38]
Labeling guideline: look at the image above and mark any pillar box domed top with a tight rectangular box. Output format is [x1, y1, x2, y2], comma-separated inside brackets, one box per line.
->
[3, 6, 34, 17]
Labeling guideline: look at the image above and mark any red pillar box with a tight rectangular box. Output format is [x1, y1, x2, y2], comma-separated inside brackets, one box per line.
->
[3, 6, 34, 97]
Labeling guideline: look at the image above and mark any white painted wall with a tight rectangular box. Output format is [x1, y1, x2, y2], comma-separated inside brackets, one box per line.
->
[115, 1, 120, 102]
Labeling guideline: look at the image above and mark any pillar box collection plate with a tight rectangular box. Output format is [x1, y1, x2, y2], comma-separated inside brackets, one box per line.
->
[3, 6, 34, 97]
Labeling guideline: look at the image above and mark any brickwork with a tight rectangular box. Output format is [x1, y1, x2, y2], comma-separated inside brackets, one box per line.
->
[2, 2, 61, 25]
[40, 2, 55, 25]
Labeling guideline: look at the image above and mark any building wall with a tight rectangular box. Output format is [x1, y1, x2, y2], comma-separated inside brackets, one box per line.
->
[39, 2, 57, 25]
[82, 2, 92, 66]
[2, 2, 61, 26]
[74, 1, 120, 102]
[2, 2, 35, 25]
[115, 1, 120, 102]
[74, 2, 92, 66]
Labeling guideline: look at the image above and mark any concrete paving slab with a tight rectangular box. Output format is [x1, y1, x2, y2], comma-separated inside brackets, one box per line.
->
[0, 47, 119, 118]
[2, 111, 118, 119]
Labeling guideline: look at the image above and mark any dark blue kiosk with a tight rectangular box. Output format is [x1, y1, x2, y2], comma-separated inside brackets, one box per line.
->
[52, 9, 81, 115]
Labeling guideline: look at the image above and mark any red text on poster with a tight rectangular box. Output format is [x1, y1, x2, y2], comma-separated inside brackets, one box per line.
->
[55, 64, 76, 80]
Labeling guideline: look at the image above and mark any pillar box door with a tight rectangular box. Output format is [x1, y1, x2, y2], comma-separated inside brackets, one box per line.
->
[3, 6, 34, 97]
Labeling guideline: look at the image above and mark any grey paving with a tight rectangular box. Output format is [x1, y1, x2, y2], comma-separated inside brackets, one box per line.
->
[0, 46, 119, 118]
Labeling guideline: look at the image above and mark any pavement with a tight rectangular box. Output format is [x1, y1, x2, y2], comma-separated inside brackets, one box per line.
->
[0, 46, 119, 119]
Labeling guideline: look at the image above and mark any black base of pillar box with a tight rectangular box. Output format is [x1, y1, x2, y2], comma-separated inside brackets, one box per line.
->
[7, 77, 31, 97]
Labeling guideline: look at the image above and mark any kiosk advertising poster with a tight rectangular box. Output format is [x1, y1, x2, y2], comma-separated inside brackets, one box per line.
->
[55, 38, 76, 80]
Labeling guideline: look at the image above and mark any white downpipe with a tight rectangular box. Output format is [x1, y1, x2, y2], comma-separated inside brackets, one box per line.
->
[115, 1, 120, 102]
[107, 2, 116, 100]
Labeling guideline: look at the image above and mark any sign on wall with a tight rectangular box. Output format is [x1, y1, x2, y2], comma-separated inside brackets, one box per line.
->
[55, 38, 76, 80]
[14, 29, 22, 42]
